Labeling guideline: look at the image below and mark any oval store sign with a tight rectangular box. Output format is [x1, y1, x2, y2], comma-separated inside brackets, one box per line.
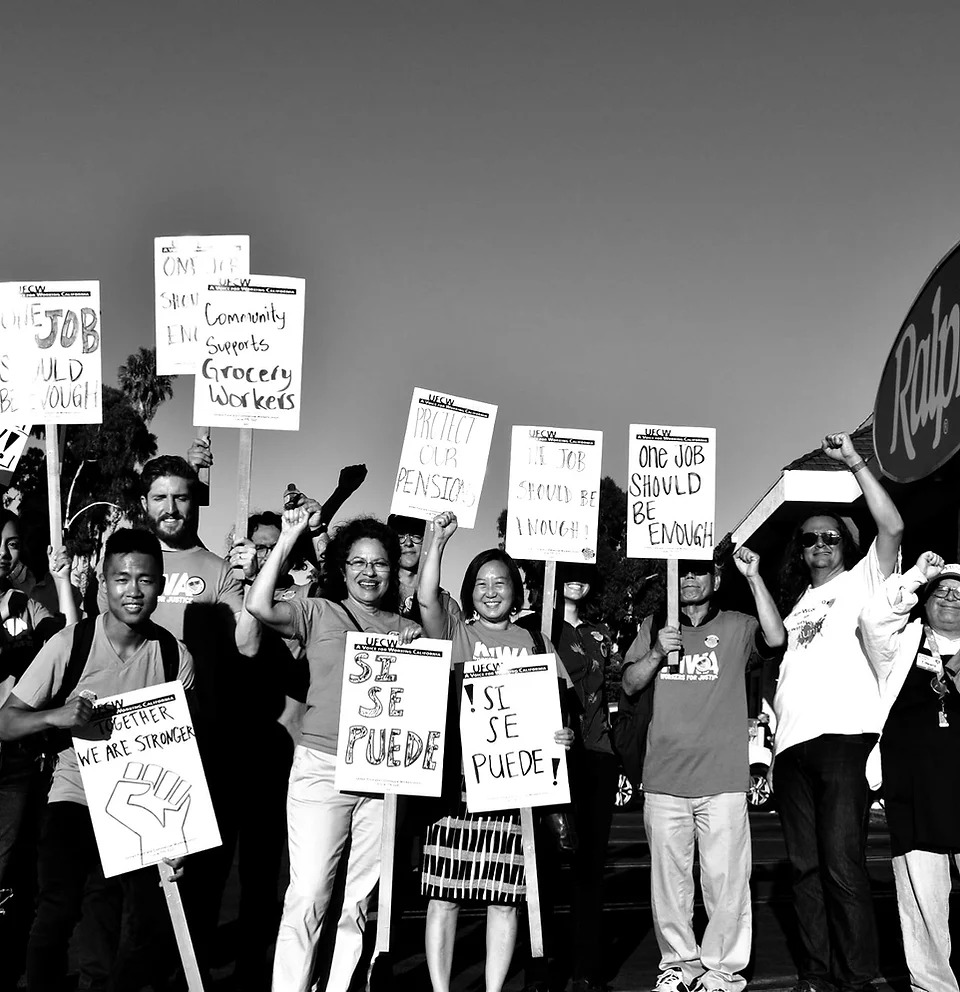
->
[874, 239, 960, 483]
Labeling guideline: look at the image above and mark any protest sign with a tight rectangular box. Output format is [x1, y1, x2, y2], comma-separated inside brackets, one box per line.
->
[0, 282, 102, 425]
[460, 654, 570, 813]
[0, 424, 30, 483]
[154, 235, 250, 375]
[626, 423, 717, 561]
[192, 275, 305, 431]
[73, 680, 220, 878]
[336, 632, 450, 796]
[506, 425, 603, 562]
[391, 387, 498, 529]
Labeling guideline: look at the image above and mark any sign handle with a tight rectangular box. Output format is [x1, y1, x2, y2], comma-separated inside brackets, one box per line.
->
[234, 428, 254, 545]
[45, 424, 63, 552]
[158, 863, 204, 992]
[198, 426, 211, 490]
[666, 559, 679, 669]
[375, 793, 398, 955]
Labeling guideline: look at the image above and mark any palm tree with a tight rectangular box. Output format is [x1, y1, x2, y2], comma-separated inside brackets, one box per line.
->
[118, 346, 176, 424]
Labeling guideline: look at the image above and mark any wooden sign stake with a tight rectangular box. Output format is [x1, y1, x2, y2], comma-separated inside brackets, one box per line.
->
[44, 423, 63, 553]
[666, 559, 679, 669]
[373, 793, 398, 960]
[198, 425, 211, 490]
[158, 863, 205, 992]
[234, 428, 254, 542]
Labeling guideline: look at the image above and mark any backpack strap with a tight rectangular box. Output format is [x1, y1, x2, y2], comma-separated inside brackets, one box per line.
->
[154, 626, 181, 683]
[528, 629, 546, 655]
[50, 618, 97, 708]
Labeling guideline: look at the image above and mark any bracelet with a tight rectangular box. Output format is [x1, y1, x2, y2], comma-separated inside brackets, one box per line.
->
[848, 458, 868, 474]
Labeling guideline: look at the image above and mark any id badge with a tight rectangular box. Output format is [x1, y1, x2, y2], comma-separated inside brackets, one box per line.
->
[940, 710, 950, 729]
[916, 654, 942, 674]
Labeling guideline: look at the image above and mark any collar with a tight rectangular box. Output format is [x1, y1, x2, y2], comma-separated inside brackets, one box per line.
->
[679, 603, 720, 627]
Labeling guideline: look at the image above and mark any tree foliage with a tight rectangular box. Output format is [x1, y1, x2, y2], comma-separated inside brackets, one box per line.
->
[118, 346, 176, 424]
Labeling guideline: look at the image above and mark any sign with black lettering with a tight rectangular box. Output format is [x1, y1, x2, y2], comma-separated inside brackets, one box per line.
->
[154, 235, 250, 375]
[506, 425, 602, 562]
[390, 387, 498, 529]
[627, 423, 716, 560]
[335, 633, 450, 796]
[73, 681, 220, 878]
[0, 282, 102, 425]
[460, 655, 570, 813]
[192, 275, 305, 431]
[0, 424, 30, 478]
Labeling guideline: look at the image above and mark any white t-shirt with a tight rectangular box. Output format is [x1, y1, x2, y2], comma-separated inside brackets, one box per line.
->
[774, 540, 890, 756]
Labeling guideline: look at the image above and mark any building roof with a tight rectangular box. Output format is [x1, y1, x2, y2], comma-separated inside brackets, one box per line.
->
[782, 420, 875, 472]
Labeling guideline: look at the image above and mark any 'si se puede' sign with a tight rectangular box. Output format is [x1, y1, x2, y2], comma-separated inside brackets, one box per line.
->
[626, 424, 716, 560]
[192, 276, 304, 431]
[506, 425, 602, 563]
[335, 633, 451, 796]
[391, 387, 498, 530]
[154, 235, 250, 375]
[874, 239, 960, 483]
[0, 282, 102, 425]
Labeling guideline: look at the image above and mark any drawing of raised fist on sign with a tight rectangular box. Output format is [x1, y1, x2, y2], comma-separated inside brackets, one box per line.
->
[106, 762, 191, 866]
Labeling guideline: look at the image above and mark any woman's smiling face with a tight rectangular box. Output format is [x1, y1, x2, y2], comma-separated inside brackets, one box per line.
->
[472, 559, 515, 624]
[343, 537, 392, 607]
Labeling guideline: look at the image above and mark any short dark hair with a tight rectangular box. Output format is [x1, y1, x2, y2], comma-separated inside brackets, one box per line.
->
[104, 528, 164, 575]
[322, 517, 401, 611]
[248, 511, 283, 539]
[140, 456, 199, 497]
[0, 509, 19, 536]
[460, 549, 525, 621]
[386, 514, 426, 538]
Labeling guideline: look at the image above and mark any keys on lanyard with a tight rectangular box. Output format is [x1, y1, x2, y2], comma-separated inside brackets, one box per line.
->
[923, 624, 953, 729]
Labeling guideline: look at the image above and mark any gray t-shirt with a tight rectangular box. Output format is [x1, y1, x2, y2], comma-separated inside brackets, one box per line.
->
[634, 609, 758, 797]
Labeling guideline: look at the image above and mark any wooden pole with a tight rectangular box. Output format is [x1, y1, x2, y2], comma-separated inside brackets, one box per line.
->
[374, 793, 398, 956]
[198, 426, 211, 490]
[666, 559, 679, 670]
[158, 863, 204, 992]
[45, 424, 63, 553]
[234, 428, 254, 543]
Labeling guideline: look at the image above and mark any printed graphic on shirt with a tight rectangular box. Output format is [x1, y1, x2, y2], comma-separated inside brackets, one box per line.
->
[787, 598, 836, 649]
[660, 648, 720, 681]
[159, 572, 208, 605]
[472, 642, 533, 660]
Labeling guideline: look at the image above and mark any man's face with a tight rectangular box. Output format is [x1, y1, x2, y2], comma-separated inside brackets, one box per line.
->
[925, 577, 960, 637]
[800, 515, 844, 575]
[251, 524, 281, 568]
[141, 476, 198, 550]
[103, 552, 163, 627]
[678, 562, 717, 606]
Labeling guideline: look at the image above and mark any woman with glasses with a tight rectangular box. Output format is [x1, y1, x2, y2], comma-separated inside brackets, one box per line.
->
[246, 509, 419, 992]
[773, 432, 903, 992]
[387, 513, 461, 623]
[860, 552, 960, 992]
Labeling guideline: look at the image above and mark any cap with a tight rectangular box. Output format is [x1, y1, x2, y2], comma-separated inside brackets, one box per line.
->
[929, 564, 960, 586]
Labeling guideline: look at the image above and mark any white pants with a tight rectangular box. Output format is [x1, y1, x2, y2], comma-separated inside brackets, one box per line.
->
[892, 849, 960, 992]
[272, 746, 383, 992]
[643, 792, 752, 992]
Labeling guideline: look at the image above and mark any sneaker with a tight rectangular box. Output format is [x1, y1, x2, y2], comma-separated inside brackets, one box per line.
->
[653, 971, 690, 992]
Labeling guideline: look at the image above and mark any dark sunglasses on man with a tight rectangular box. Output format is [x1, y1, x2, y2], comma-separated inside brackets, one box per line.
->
[800, 530, 842, 549]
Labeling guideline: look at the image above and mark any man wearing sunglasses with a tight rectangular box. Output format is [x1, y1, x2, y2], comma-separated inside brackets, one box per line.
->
[773, 432, 903, 992]
[859, 552, 960, 992]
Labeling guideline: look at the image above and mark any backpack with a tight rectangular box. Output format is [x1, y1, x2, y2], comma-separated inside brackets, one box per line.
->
[612, 612, 663, 787]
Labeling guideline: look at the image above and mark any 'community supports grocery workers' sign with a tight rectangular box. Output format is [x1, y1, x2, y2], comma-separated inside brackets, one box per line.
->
[335, 633, 451, 796]
[73, 681, 220, 878]
[626, 423, 716, 560]
[460, 655, 570, 813]
[192, 275, 305, 431]
[0, 282, 102, 425]
[391, 387, 498, 529]
[506, 425, 603, 562]
[154, 235, 250, 375]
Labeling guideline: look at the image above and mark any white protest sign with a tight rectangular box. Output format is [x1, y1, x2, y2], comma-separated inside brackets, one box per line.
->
[0, 282, 102, 425]
[73, 681, 220, 878]
[154, 235, 250, 375]
[627, 423, 716, 560]
[391, 387, 498, 529]
[192, 276, 305, 431]
[336, 633, 451, 796]
[506, 425, 603, 562]
[0, 424, 30, 478]
[460, 654, 570, 813]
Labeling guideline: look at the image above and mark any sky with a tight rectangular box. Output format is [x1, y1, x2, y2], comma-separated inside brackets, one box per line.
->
[2, 2, 959, 583]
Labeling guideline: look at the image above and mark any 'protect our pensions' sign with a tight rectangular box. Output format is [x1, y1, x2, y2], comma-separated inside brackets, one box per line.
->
[154, 235, 250, 375]
[626, 423, 716, 560]
[506, 425, 602, 562]
[460, 654, 570, 813]
[74, 681, 221, 878]
[192, 276, 305, 431]
[335, 633, 451, 796]
[390, 387, 498, 529]
[0, 282, 102, 424]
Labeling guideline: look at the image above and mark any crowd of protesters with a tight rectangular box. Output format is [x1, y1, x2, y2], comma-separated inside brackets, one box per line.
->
[0, 429, 956, 992]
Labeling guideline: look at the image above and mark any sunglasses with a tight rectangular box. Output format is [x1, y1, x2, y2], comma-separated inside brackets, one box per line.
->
[800, 531, 842, 549]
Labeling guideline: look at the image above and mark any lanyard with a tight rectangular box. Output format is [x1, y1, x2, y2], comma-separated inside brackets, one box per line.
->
[921, 625, 960, 728]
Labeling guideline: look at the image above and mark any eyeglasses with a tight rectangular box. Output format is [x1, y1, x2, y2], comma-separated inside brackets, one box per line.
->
[801, 531, 842, 549]
[397, 533, 423, 545]
[345, 558, 391, 572]
[931, 587, 960, 602]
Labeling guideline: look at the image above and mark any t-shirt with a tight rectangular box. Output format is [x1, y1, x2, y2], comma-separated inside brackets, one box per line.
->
[12, 616, 194, 806]
[635, 609, 758, 797]
[287, 597, 417, 756]
[556, 619, 615, 754]
[774, 540, 889, 756]
[0, 593, 55, 709]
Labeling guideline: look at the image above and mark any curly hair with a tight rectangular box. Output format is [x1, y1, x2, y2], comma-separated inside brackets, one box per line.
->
[460, 549, 526, 621]
[321, 517, 401, 613]
[777, 511, 860, 615]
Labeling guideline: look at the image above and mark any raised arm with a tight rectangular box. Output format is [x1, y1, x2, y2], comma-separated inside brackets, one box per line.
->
[417, 512, 457, 639]
[48, 546, 79, 626]
[822, 433, 903, 577]
[732, 546, 785, 648]
[245, 507, 310, 639]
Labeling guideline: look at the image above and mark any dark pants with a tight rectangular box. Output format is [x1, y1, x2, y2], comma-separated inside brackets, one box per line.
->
[775, 734, 878, 992]
[26, 801, 173, 992]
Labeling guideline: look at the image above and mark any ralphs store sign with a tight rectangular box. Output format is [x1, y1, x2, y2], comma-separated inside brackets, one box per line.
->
[874, 240, 960, 483]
